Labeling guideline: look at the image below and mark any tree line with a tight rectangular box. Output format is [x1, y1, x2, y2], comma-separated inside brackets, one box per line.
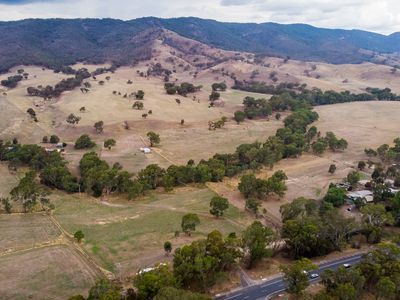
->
[233, 81, 400, 107]
[282, 243, 400, 299]
[27, 68, 91, 99]
[1, 74, 23, 88]
[26, 65, 117, 100]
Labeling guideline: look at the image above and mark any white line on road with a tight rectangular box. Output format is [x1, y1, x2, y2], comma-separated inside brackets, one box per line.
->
[226, 293, 243, 300]
[260, 278, 282, 288]
[320, 255, 362, 269]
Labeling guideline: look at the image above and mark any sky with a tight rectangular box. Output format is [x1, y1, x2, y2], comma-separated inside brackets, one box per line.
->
[1, 0, 400, 34]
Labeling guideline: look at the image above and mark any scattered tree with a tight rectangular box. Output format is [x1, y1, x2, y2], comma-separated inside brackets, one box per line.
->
[209, 196, 229, 218]
[136, 90, 145, 100]
[104, 139, 116, 150]
[74, 134, 96, 149]
[234, 111, 246, 124]
[147, 131, 160, 147]
[74, 230, 84, 243]
[93, 121, 104, 134]
[347, 171, 361, 188]
[245, 197, 261, 215]
[209, 91, 220, 101]
[181, 213, 200, 236]
[358, 161, 366, 170]
[132, 101, 144, 110]
[49, 135, 60, 144]
[164, 241, 172, 255]
[66, 113, 81, 126]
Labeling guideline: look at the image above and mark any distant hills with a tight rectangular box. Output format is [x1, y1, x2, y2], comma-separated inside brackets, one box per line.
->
[1, 17, 400, 72]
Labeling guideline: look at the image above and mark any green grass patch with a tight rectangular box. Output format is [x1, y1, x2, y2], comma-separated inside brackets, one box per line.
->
[52, 186, 253, 274]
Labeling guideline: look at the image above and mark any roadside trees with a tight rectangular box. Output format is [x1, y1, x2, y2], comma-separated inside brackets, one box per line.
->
[242, 221, 276, 269]
[280, 258, 317, 297]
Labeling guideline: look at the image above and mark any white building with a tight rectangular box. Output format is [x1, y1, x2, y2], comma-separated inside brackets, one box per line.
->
[140, 147, 152, 154]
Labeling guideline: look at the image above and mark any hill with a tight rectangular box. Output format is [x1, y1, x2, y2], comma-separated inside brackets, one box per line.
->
[1, 17, 400, 72]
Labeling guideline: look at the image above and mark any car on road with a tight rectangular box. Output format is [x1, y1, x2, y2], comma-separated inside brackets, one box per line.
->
[309, 273, 319, 279]
[343, 263, 351, 268]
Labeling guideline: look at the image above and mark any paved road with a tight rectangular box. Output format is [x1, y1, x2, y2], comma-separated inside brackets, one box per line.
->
[216, 253, 364, 300]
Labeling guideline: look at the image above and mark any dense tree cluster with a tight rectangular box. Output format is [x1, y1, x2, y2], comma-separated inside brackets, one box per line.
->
[10, 171, 52, 212]
[79, 152, 132, 197]
[373, 137, 400, 163]
[366, 87, 400, 100]
[1, 74, 23, 88]
[242, 221, 276, 268]
[238, 171, 287, 200]
[164, 82, 202, 96]
[280, 197, 357, 258]
[0, 141, 79, 194]
[234, 82, 400, 106]
[147, 63, 172, 78]
[311, 131, 348, 154]
[173, 230, 242, 291]
[232, 80, 303, 95]
[241, 96, 272, 119]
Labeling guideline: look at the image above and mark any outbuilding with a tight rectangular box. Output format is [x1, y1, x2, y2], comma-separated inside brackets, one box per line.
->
[140, 147, 152, 154]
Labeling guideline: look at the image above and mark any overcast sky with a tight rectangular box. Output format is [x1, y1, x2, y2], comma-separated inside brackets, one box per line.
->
[1, 0, 400, 34]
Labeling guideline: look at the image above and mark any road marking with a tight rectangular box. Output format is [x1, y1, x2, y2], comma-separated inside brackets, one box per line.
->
[226, 293, 243, 299]
[320, 255, 362, 269]
[260, 278, 282, 288]
[265, 288, 286, 300]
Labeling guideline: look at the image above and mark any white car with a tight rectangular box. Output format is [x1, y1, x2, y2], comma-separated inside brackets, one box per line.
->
[309, 273, 319, 279]
[343, 263, 351, 268]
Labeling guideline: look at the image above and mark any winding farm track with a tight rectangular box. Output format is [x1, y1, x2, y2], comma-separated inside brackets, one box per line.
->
[47, 214, 113, 278]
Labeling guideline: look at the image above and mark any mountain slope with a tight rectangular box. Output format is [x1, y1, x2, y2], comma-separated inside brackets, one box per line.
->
[1, 17, 400, 72]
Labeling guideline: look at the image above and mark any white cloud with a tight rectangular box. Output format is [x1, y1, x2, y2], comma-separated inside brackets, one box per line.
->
[0, 0, 400, 34]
